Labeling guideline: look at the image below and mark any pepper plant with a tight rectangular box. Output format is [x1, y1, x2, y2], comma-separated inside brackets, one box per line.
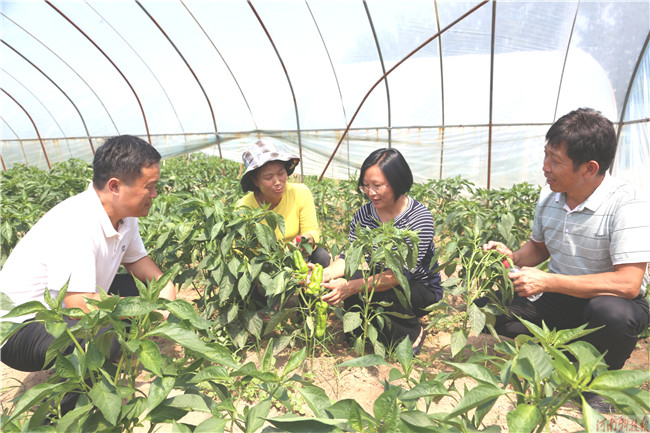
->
[0, 266, 239, 432]
[341, 221, 419, 356]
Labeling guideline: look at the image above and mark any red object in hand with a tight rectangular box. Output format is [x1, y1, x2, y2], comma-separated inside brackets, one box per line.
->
[295, 235, 302, 245]
[502, 259, 510, 268]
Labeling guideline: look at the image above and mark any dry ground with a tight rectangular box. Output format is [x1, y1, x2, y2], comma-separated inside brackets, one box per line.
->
[2, 285, 649, 432]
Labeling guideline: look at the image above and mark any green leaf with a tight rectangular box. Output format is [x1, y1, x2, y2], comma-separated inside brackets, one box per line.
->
[86, 341, 105, 371]
[342, 311, 362, 333]
[113, 297, 158, 317]
[245, 399, 271, 433]
[55, 353, 77, 378]
[445, 362, 498, 386]
[589, 369, 649, 391]
[0, 291, 16, 311]
[238, 272, 252, 298]
[147, 376, 175, 413]
[506, 403, 541, 433]
[164, 394, 211, 412]
[189, 366, 230, 384]
[171, 420, 193, 433]
[88, 378, 122, 425]
[450, 329, 467, 357]
[338, 354, 389, 369]
[2, 300, 47, 318]
[446, 384, 509, 419]
[282, 347, 306, 379]
[298, 384, 332, 418]
[399, 381, 449, 401]
[137, 339, 163, 377]
[467, 303, 486, 336]
[195, 417, 228, 433]
[395, 335, 413, 373]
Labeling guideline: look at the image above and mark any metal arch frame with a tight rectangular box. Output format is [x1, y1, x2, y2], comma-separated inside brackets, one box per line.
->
[247, 0, 304, 180]
[305, 0, 351, 177]
[135, 1, 222, 158]
[434, 0, 445, 180]
[182, 1, 258, 131]
[1, 88, 50, 169]
[45, 0, 152, 144]
[84, 2, 184, 136]
[1, 12, 120, 138]
[487, 0, 496, 190]
[363, 1, 392, 148]
[616, 31, 650, 147]
[1, 40, 92, 155]
[0, 115, 28, 164]
[319, 0, 490, 181]
[2, 68, 72, 155]
[553, 1, 580, 122]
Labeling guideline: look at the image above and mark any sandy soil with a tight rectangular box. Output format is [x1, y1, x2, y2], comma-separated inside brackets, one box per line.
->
[2, 285, 648, 432]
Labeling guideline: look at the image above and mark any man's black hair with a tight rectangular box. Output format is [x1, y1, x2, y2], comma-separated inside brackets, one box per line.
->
[358, 148, 413, 201]
[93, 135, 161, 189]
[546, 108, 616, 175]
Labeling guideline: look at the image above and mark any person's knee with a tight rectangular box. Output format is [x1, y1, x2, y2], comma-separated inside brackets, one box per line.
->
[309, 247, 331, 267]
[584, 296, 644, 336]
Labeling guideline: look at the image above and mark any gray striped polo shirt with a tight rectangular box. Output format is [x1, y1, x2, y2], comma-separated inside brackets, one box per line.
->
[531, 175, 650, 295]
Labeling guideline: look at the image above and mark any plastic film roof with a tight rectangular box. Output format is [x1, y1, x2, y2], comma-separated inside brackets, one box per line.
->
[1, 1, 649, 195]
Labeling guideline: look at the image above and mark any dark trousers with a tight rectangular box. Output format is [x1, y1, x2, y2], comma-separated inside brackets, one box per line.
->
[1, 274, 139, 372]
[344, 270, 439, 345]
[486, 292, 650, 370]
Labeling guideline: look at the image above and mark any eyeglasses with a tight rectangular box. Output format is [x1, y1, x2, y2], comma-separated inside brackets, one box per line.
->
[358, 184, 388, 195]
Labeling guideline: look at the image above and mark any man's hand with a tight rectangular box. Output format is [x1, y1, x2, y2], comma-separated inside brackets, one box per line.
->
[509, 267, 547, 298]
[482, 241, 514, 259]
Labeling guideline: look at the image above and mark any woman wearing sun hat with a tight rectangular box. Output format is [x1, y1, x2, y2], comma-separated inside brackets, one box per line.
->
[237, 140, 330, 267]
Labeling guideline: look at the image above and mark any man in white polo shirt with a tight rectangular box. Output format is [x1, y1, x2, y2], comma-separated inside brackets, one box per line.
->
[482, 108, 650, 412]
[1, 135, 176, 372]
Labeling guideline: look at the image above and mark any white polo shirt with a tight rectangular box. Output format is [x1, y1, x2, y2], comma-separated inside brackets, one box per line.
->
[0, 184, 148, 323]
[532, 175, 650, 295]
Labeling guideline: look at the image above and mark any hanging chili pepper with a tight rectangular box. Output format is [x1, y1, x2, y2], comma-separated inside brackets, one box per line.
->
[293, 250, 309, 274]
[315, 300, 328, 339]
[306, 263, 323, 295]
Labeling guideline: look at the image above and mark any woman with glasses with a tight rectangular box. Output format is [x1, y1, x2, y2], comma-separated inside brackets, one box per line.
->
[321, 148, 442, 355]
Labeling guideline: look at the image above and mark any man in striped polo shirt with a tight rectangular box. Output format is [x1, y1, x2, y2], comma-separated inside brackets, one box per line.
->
[483, 108, 650, 412]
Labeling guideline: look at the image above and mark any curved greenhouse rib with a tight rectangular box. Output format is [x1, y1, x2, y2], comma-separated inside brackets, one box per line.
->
[434, 0, 445, 179]
[319, 0, 490, 181]
[305, 0, 351, 175]
[248, 0, 304, 179]
[1, 40, 93, 154]
[0, 115, 28, 164]
[1, 88, 50, 169]
[363, 1, 392, 147]
[617, 31, 650, 143]
[84, 2, 184, 135]
[487, 1, 496, 190]
[182, 1, 257, 131]
[553, 1, 580, 121]
[135, 1, 223, 158]
[1, 12, 119, 136]
[45, 1, 151, 144]
[2, 68, 71, 154]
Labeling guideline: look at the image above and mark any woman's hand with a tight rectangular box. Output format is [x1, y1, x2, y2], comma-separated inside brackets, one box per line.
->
[321, 278, 357, 305]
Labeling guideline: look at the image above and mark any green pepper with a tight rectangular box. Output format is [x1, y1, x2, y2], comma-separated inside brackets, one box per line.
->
[306, 263, 323, 295]
[293, 250, 309, 274]
[315, 300, 328, 339]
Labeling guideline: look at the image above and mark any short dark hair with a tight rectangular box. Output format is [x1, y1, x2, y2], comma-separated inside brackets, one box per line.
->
[358, 148, 413, 201]
[546, 108, 616, 175]
[93, 135, 161, 189]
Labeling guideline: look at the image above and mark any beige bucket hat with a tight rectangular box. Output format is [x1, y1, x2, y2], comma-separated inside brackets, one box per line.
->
[240, 140, 300, 192]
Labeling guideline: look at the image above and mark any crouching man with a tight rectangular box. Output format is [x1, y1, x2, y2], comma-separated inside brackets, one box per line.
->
[1, 135, 176, 372]
[482, 108, 650, 412]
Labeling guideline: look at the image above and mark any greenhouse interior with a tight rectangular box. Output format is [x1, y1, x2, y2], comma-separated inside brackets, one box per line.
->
[1, 0, 649, 196]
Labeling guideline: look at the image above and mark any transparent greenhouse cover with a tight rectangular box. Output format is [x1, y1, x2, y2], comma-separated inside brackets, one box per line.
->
[1, 1, 648, 197]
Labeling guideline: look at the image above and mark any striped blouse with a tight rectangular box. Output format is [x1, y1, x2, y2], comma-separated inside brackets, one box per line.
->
[343, 197, 443, 299]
